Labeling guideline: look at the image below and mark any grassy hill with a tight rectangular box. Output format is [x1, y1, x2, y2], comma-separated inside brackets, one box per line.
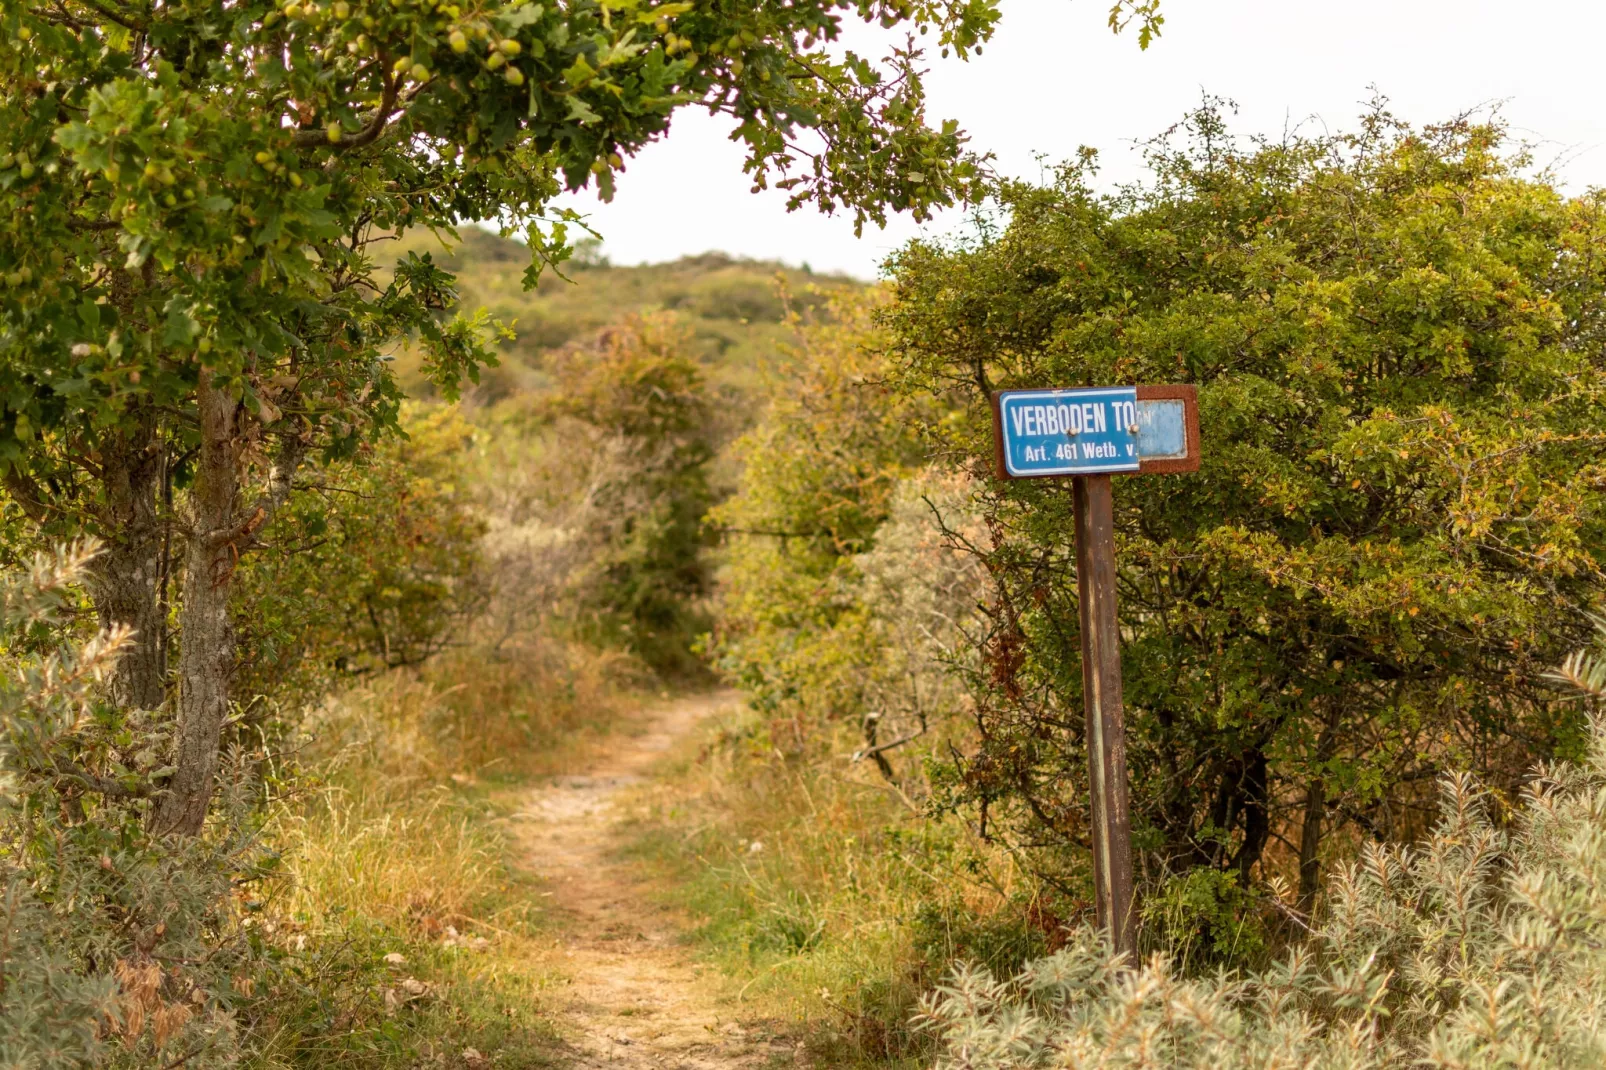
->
[394, 226, 865, 401]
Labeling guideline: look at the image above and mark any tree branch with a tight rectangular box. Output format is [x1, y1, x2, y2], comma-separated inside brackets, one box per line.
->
[2, 468, 57, 525]
[294, 75, 400, 150]
[51, 756, 154, 799]
[69, 0, 145, 31]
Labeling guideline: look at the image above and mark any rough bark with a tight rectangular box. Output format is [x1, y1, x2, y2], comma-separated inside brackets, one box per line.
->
[151, 373, 305, 836]
[93, 423, 167, 710]
[150, 376, 239, 836]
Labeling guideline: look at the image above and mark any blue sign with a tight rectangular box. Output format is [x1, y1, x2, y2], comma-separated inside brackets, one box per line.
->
[997, 387, 1143, 477]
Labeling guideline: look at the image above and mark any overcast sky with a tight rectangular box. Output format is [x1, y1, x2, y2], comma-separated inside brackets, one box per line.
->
[549, 0, 1606, 279]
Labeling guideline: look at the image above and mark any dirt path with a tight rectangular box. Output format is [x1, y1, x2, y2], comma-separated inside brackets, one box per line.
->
[513, 691, 794, 1069]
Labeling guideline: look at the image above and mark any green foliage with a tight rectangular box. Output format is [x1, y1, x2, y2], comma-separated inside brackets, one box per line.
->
[552, 312, 718, 674]
[233, 404, 488, 707]
[707, 291, 937, 722]
[1, 0, 1014, 480]
[918, 696, 1606, 1068]
[883, 103, 1606, 927]
[0, 543, 263, 1067]
[1141, 867, 1266, 970]
[0, 0, 1085, 838]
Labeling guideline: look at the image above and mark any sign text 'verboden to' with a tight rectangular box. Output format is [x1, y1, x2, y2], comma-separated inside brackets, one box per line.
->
[997, 387, 1141, 477]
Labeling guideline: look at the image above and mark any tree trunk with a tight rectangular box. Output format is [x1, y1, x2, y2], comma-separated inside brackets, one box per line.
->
[93, 423, 167, 710]
[1, 423, 168, 709]
[151, 375, 239, 837]
[1297, 706, 1340, 916]
[151, 372, 307, 837]
[1233, 750, 1270, 883]
[1297, 776, 1325, 915]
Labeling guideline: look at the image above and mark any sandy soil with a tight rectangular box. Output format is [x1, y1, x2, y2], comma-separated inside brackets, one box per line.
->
[512, 692, 795, 1069]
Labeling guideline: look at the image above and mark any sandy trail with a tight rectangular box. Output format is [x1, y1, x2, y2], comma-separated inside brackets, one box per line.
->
[512, 691, 792, 1069]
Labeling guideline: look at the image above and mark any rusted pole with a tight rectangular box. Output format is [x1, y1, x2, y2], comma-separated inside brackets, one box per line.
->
[1072, 474, 1137, 962]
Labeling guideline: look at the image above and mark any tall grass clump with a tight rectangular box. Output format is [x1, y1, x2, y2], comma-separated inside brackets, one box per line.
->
[244, 630, 632, 1066]
[918, 633, 1606, 1069]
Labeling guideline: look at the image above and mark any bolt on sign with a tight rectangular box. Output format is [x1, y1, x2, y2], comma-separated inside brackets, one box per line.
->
[989, 384, 1200, 961]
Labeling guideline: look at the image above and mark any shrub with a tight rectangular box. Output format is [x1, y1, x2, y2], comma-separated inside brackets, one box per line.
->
[233, 404, 489, 711]
[884, 102, 1606, 931]
[707, 292, 968, 749]
[919, 632, 1606, 1068]
[550, 312, 721, 675]
[0, 542, 261, 1068]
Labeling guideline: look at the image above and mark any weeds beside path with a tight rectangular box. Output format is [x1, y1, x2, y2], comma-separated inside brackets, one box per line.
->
[514, 691, 797, 1069]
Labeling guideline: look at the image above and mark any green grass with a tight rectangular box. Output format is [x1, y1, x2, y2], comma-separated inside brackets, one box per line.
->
[615, 704, 1055, 1066]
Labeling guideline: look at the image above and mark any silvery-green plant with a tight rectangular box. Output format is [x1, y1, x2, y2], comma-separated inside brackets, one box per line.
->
[0, 542, 252, 1067]
[919, 625, 1606, 1069]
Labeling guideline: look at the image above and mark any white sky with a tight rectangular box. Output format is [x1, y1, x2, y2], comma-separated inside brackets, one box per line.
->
[551, 0, 1606, 279]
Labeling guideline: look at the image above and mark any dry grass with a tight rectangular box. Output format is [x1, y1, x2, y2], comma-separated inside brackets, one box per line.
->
[242, 633, 643, 1068]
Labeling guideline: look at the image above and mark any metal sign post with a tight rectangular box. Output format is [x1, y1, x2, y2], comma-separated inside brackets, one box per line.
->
[990, 384, 1200, 961]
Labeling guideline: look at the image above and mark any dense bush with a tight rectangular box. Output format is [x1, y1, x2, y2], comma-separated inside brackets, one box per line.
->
[0, 543, 262, 1067]
[920, 639, 1606, 1068]
[884, 104, 1606, 945]
[550, 312, 723, 675]
[234, 404, 488, 708]
[708, 292, 971, 761]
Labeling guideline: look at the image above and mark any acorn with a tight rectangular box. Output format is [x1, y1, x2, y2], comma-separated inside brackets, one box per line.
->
[333, 1, 349, 17]
[17, 25, 31, 40]
[498, 38, 520, 55]
[411, 62, 430, 80]
[255, 150, 273, 164]
[449, 29, 468, 52]
[504, 66, 523, 85]
[326, 123, 342, 144]
[485, 50, 505, 69]
[284, 2, 302, 17]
